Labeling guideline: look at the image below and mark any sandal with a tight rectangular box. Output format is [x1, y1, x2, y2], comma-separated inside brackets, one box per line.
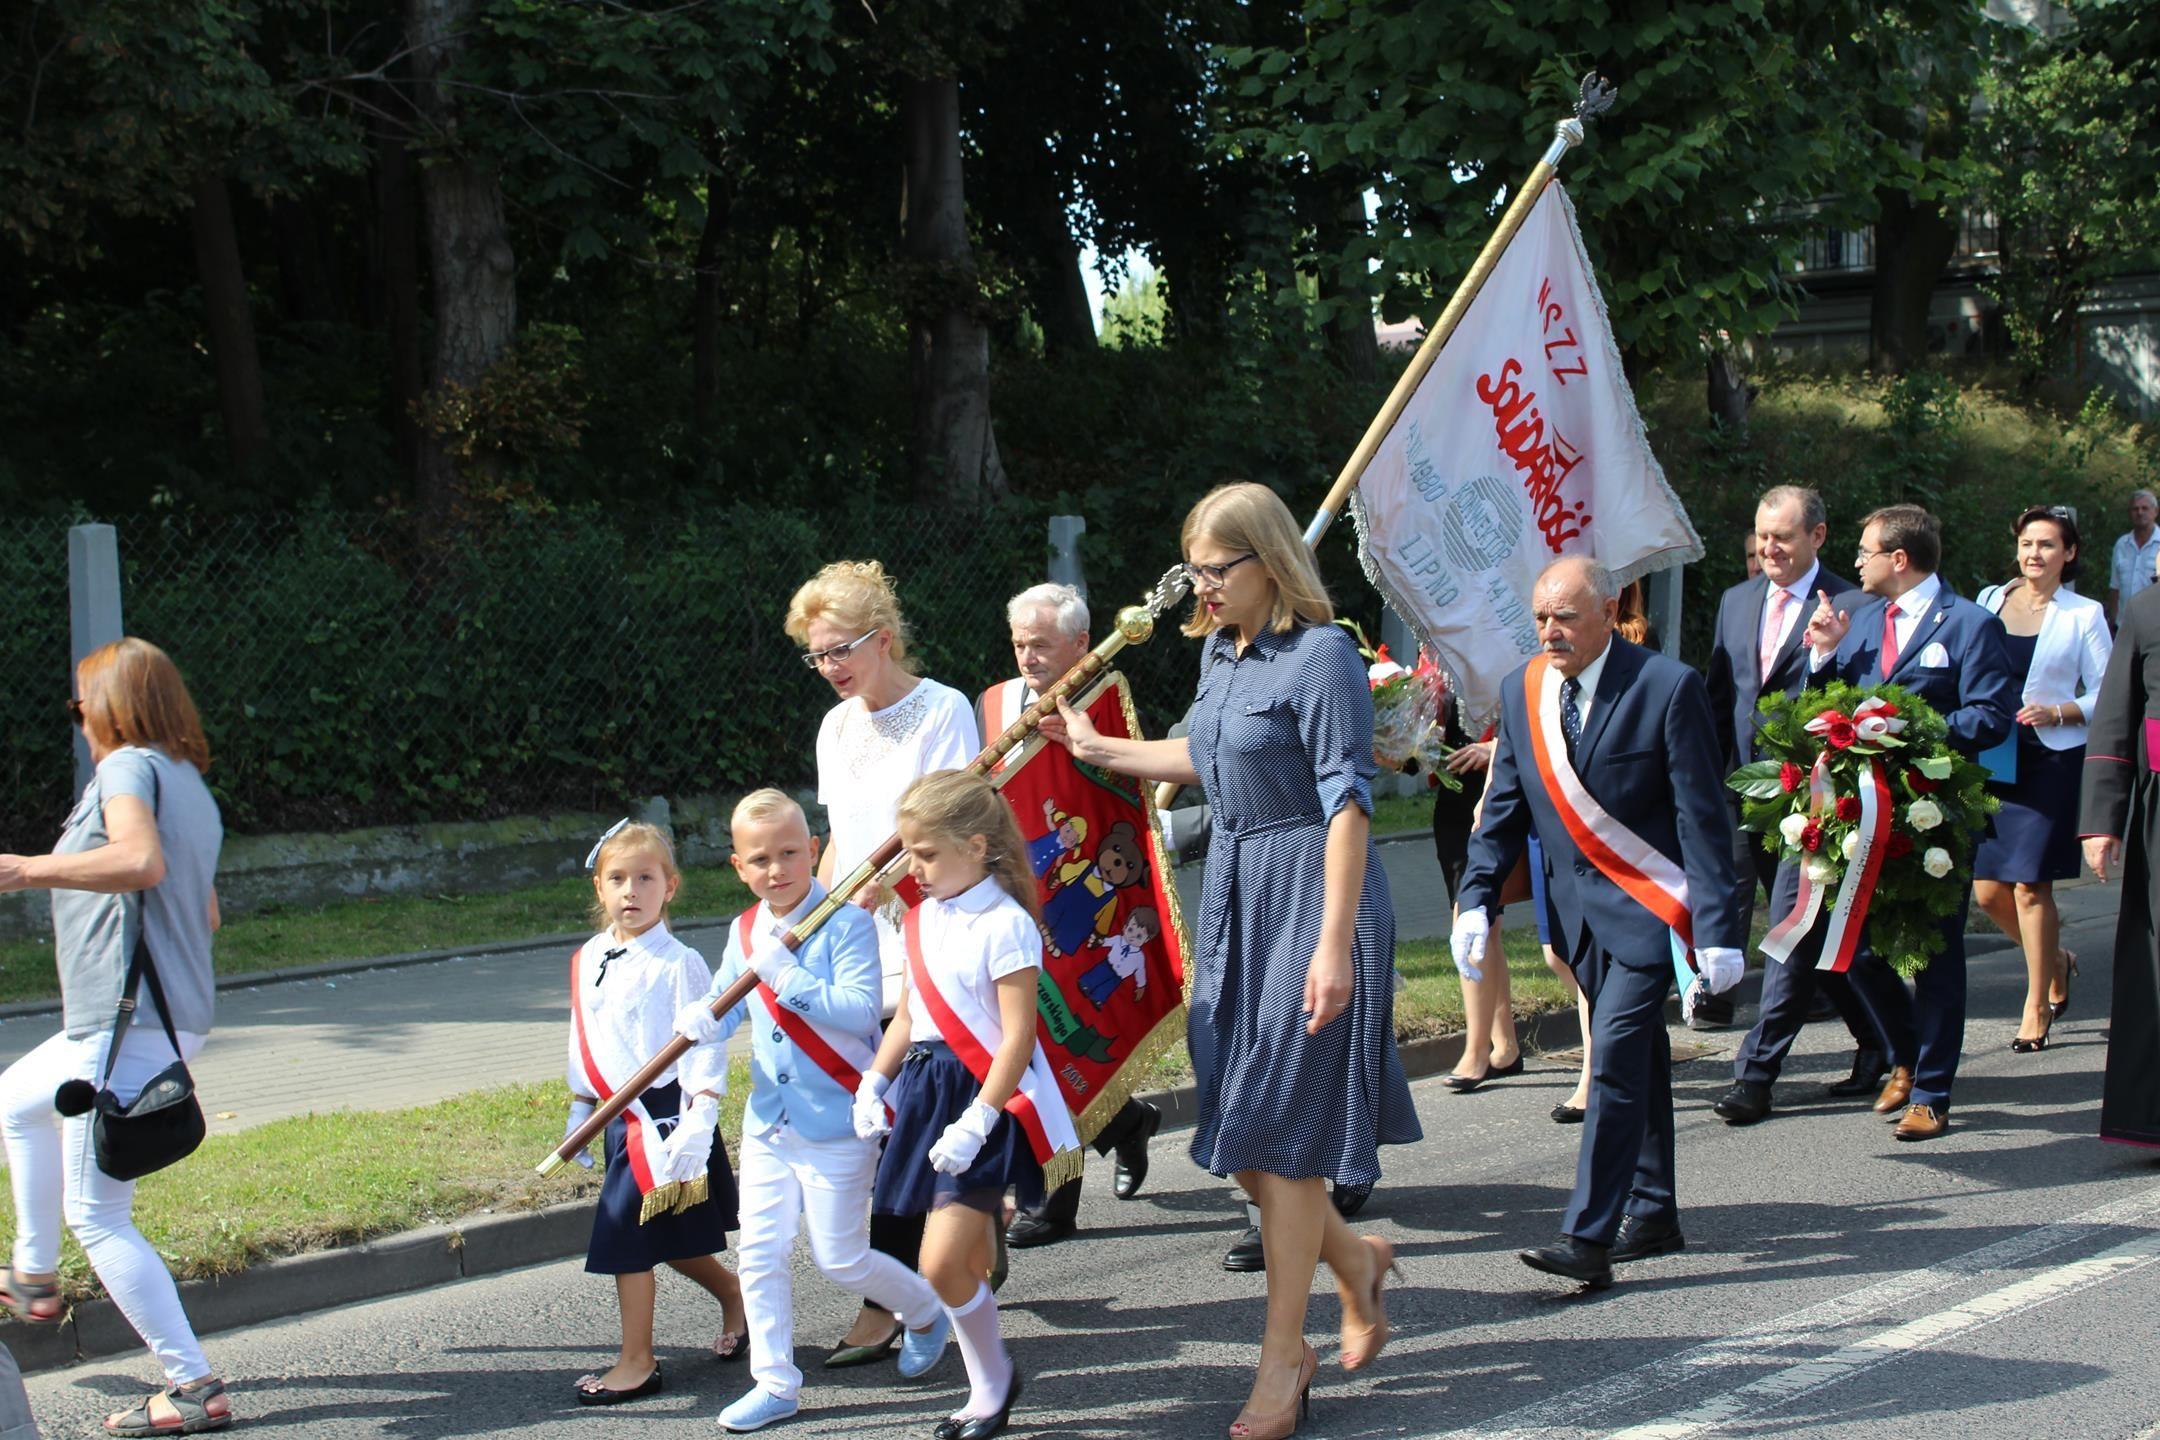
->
[713, 1329, 748, 1362]
[104, 1378, 232, 1436]
[0, 1267, 63, 1325]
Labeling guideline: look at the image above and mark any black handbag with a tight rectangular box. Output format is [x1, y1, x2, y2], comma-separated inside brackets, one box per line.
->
[85, 935, 207, 1181]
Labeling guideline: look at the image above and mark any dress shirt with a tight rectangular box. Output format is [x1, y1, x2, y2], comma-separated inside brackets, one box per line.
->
[2112, 530, 2160, 616]
[1812, 573, 1943, 670]
[1759, 560, 1820, 661]
[1566, 643, 1612, 732]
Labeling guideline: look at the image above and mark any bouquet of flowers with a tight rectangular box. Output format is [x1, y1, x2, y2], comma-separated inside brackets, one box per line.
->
[1337, 621, 1463, 791]
[1727, 681, 1996, 978]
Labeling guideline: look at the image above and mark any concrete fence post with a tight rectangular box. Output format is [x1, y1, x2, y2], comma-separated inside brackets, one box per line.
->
[1047, 515, 1088, 598]
[1646, 566, 1683, 659]
[68, 524, 125, 797]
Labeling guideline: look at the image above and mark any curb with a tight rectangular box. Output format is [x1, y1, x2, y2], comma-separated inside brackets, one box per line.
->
[0, 1004, 1587, 1376]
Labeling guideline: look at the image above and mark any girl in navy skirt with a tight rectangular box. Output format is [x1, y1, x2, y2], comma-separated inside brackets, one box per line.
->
[566, 821, 747, 1405]
[854, 772, 1083, 1440]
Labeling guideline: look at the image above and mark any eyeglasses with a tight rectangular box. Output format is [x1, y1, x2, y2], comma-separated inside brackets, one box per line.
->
[64, 697, 84, 725]
[1854, 548, 1888, 566]
[1182, 554, 1259, 590]
[801, 628, 880, 670]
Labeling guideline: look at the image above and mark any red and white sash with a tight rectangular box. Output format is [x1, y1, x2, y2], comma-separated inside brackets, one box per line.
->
[734, 908, 890, 1119]
[1522, 655, 1698, 960]
[979, 679, 1030, 775]
[569, 941, 704, 1223]
[901, 905, 1082, 1189]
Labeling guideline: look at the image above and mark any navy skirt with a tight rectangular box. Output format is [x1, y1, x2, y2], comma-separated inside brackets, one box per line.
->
[1974, 738, 2083, 883]
[585, 1080, 740, 1275]
[871, 1043, 1044, 1217]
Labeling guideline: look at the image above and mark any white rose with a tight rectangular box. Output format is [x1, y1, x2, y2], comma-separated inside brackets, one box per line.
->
[1922, 846, 1953, 879]
[1806, 856, 1838, 883]
[1778, 813, 1810, 849]
[1907, 798, 1944, 832]
[1841, 829, 1861, 860]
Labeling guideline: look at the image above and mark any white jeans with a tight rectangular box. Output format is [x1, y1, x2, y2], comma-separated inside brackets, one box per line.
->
[0, 1026, 210, 1385]
[736, 1124, 938, 1401]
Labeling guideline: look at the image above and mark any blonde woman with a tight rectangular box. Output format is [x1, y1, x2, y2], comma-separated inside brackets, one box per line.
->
[784, 559, 981, 1365]
[1043, 483, 1417, 1439]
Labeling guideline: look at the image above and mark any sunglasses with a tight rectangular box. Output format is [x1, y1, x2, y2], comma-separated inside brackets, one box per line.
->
[65, 697, 84, 725]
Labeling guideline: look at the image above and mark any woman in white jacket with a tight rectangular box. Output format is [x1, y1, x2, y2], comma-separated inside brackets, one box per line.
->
[1974, 505, 2113, 1051]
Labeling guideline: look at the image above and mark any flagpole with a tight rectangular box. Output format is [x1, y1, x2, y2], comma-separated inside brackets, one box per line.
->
[1149, 73, 1617, 814]
[537, 563, 1193, 1177]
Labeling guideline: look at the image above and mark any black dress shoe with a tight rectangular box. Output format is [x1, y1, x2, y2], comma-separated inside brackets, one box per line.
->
[1686, 991, 1735, 1031]
[1112, 1101, 1161, 1199]
[1330, 1180, 1373, 1218]
[1824, 1049, 1889, 1098]
[1712, 1080, 1772, 1125]
[1004, 1207, 1074, 1249]
[1444, 1052, 1524, 1092]
[948, 1370, 1022, 1440]
[1610, 1213, 1686, 1264]
[1550, 1102, 1587, 1124]
[1222, 1223, 1265, 1272]
[1519, 1235, 1612, 1290]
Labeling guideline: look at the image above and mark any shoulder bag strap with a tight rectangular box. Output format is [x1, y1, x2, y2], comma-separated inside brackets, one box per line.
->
[99, 759, 182, 1087]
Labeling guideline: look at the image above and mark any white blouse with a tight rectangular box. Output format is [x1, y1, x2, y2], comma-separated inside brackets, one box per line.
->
[1976, 583, 2113, 751]
[565, 921, 726, 1100]
[815, 676, 980, 1012]
[905, 876, 1043, 1043]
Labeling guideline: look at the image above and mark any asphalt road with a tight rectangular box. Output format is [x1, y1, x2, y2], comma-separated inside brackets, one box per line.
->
[22, 898, 2160, 1440]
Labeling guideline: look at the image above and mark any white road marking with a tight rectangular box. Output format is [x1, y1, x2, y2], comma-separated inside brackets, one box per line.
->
[1452, 1182, 2160, 1440]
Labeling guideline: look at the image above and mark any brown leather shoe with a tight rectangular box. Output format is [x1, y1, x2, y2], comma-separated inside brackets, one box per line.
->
[1893, 1104, 1948, 1141]
[1873, 1065, 1914, 1116]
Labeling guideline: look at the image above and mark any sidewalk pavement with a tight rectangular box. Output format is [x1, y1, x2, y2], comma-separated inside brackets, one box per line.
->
[0, 832, 2095, 1136]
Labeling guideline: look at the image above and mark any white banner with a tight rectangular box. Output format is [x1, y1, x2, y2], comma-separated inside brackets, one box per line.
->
[1349, 182, 1702, 729]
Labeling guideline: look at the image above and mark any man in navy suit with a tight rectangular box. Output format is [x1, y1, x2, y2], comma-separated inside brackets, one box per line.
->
[1704, 486, 1897, 1113]
[1454, 557, 1745, 1289]
[1716, 504, 2014, 1142]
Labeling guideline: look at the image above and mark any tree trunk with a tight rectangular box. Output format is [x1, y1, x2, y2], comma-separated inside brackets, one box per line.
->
[1869, 185, 1958, 375]
[270, 198, 336, 325]
[1706, 346, 1757, 435]
[1012, 166, 1095, 357]
[375, 126, 425, 476]
[902, 74, 1008, 507]
[407, 0, 517, 517]
[691, 180, 730, 439]
[1319, 186, 1378, 383]
[189, 174, 270, 473]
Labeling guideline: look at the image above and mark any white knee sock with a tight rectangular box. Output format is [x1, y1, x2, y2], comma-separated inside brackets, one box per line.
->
[943, 1282, 1011, 1419]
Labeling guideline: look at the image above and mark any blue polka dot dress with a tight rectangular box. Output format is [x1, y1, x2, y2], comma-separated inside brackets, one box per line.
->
[1183, 621, 1422, 1185]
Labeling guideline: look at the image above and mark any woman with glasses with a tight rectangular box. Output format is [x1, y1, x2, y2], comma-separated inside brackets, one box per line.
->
[1043, 482, 1416, 1440]
[1973, 506, 2112, 1052]
[782, 558, 981, 1367]
[0, 639, 232, 1436]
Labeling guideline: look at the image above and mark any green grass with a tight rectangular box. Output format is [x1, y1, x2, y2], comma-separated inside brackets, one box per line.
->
[0, 864, 755, 1008]
[1370, 791, 1436, 837]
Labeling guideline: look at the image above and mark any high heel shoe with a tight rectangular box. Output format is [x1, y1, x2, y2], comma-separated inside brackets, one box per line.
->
[1341, 1235, 1400, 1371]
[1227, 1343, 1317, 1440]
[2050, 950, 2078, 1020]
[2012, 1009, 2052, 1053]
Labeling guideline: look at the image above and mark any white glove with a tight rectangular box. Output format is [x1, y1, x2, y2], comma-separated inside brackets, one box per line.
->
[674, 998, 721, 1046]
[1449, 909, 1490, 983]
[928, 1099, 1003, 1176]
[1698, 947, 1745, 995]
[565, 1098, 597, 1169]
[853, 1072, 892, 1140]
[659, 1093, 720, 1185]
[748, 939, 794, 991]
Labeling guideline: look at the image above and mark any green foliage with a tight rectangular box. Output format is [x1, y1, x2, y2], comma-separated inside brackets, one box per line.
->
[414, 323, 588, 501]
[1733, 680, 1996, 977]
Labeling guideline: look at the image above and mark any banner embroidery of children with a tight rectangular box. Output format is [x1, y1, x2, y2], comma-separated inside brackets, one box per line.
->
[959, 671, 1191, 1144]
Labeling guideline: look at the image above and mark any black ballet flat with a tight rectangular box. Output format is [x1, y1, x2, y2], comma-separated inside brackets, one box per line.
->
[1550, 1102, 1587, 1125]
[1445, 1053, 1525, 1093]
[935, 1372, 1023, 1440]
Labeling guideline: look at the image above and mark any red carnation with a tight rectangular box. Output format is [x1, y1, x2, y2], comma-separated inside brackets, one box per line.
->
[1801, 822, 1825, 853]
[1907, 768, 1940, 794]
[1825, 720, 1858, 750]
[1886, 832, 1914, 859]
[1835, 796, 1862, 821]
[1780, 762, 1805, 793]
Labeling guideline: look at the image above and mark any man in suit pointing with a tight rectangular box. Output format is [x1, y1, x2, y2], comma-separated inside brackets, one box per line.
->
[1454, 556, 1746, 1290]
[1705, 486, 1896, 1114]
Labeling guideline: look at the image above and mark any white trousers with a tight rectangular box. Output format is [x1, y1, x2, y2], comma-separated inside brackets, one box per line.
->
[0, 1027, 210, 1386]
[736, 1124, 938, 1401]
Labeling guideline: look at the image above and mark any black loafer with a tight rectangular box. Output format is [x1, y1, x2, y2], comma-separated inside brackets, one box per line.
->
[1113, 1101, 1161, 1200]
[1519, 1236, 1612, 1290]
[1824, 1049, 1890, 1098]
[1712, 1080, 1772, 1125]
[1610, 1213, 1686, 1264]
[1222, 1223, 1265, 1272]
[1003, 1209, 1076, 1249]
[1550, 1102, 1587, 1124]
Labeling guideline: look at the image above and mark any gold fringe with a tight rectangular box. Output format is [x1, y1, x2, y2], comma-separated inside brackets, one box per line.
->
[635, 1174, 711, 1225]
[1039, 1143, 1085, 1195]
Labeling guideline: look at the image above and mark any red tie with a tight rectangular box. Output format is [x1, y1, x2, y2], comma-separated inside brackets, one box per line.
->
[1880, 600, 1901, 678]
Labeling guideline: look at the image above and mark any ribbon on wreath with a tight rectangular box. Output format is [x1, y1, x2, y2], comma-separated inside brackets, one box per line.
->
[1761, 700, 1901, 973]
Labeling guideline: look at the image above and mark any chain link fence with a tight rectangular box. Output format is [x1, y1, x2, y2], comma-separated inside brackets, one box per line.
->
[0, 505, 1212, 854]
